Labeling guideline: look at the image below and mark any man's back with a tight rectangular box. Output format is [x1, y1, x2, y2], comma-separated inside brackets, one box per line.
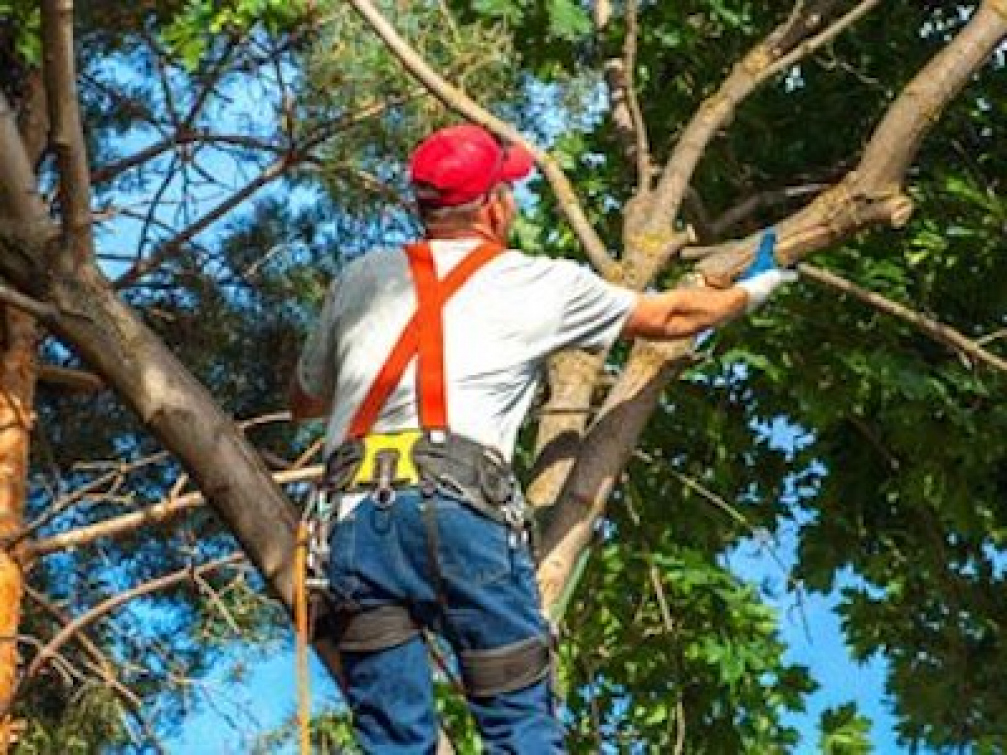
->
[298, 238, 635, 459]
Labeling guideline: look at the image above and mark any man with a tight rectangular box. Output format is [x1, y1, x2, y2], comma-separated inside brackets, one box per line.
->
[291, 123, 794, 752]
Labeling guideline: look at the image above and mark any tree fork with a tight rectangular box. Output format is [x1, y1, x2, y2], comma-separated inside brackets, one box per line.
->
[538, 0, 1007, 613]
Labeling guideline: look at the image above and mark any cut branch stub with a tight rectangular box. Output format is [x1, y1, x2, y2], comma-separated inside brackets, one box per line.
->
[693, 179, 915, 284]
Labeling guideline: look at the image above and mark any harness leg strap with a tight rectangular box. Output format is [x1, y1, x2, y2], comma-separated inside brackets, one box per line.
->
[459, 635, 552, 698]
[334, 604, 420, 653]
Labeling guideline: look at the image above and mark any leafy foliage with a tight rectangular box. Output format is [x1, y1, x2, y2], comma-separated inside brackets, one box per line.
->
[820, 703, 872, 755]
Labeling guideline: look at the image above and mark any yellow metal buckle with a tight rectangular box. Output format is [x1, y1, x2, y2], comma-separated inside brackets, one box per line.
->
[353, 430, 423, 488]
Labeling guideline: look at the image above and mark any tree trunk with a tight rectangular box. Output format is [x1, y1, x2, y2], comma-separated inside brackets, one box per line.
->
[0, 308, 38, 753]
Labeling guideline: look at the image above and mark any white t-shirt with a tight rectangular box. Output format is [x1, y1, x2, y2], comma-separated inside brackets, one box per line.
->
[297, 239, 637, 460]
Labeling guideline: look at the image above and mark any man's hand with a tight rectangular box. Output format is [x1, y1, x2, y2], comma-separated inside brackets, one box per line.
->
[735, 229, 797, 312]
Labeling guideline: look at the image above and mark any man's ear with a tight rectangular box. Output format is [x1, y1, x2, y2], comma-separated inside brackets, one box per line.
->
[483, 194, 506, 233]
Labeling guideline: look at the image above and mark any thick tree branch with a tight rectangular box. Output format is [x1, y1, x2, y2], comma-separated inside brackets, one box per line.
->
[627, 0, 882, 287]
[525, 351, 605, 508]
[693, 0, 1007, 282]
[345, 0, 620, 281]
[538, 339, 694, 609]
[15, 72, 48, 171]
[798, 262, 1007, 374]
[0, 94, 47, 222]
[41, 0, 95, 267]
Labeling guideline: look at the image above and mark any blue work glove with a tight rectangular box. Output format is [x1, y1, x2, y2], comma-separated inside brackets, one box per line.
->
[736, 228, 797, 312]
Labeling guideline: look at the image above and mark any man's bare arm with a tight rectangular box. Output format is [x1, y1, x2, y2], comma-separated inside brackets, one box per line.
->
[621, 286, 749, 340]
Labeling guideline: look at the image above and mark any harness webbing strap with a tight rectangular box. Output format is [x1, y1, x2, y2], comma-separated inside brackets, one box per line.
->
[346, 240, 503, 437]
[408, 242, 448, 430]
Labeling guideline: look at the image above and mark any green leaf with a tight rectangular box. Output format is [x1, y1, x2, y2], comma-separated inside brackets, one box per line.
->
[472, 0, 526, 24]
[819, 703, 873, 754]
[546, 0, 591, 41]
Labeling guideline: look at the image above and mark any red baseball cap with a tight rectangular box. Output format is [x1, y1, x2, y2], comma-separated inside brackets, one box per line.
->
[409, 123, 534, 207]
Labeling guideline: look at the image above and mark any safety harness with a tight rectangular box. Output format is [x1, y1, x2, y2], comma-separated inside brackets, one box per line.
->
[303, 239, 549, 701]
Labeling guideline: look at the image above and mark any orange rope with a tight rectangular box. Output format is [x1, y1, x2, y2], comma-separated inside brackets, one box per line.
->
[294, 520, 311, 755]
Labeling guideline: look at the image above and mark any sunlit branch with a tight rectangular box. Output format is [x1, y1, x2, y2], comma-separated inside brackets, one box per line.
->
[12, 451, 172, 546]
[27, 465, 323, 558]
[23, 585, 143, 712]
[538, 1, 1007, 618]
[764, 0, 884, 83]
[693, 0, 1007, 282]
[623, 0, 649, 188]
[596, 0, 651, 191]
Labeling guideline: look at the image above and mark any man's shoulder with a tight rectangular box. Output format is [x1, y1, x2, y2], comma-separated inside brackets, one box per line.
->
[337, 247, 408, 281]
[495, 249, 601, 282]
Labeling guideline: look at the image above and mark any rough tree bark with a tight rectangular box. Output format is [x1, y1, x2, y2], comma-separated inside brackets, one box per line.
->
[0, 66, 46, 753]
[0, 307, 38, 753]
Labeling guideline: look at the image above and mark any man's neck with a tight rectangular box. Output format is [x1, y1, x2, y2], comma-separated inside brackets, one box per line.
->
[425, 226, 502, 245]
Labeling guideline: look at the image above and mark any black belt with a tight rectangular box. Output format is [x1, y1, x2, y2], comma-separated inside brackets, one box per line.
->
[324, 430, 519, 526]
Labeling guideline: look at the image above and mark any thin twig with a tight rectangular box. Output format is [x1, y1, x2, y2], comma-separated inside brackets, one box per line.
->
[115, 155, 290, 288]
[13, 450, 174, 544]
[623, 0, 650, 187]
[765, 0, 885, 83]
[23, 585, 143, 710]
[708, 183, 830, 238]
[23, 554, 244, 684]
[799, 262, 1007, 374]
[192, 571, 242, 636]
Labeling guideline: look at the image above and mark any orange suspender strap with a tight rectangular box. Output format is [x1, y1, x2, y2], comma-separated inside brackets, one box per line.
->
[409, 242, 448, 430]
[346, 240, 503, 438]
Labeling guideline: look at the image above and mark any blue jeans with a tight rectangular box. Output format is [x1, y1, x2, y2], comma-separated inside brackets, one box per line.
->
[326, 488, 566, 753]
